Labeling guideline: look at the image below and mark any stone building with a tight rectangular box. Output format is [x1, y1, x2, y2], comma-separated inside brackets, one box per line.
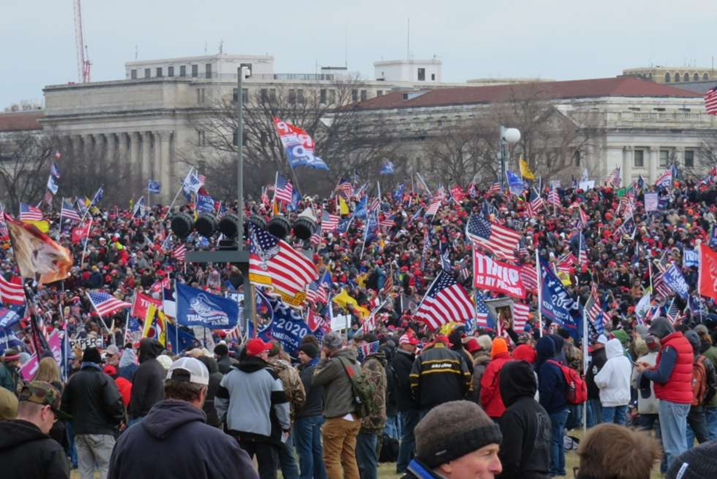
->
[350, 76, 715, 185]
[623, 65, 717, 84]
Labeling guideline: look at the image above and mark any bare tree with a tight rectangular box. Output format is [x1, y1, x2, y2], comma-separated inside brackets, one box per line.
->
[699, 133, 717, 176]
[0, 131, 54, 208]
[179, 77, 400, 198]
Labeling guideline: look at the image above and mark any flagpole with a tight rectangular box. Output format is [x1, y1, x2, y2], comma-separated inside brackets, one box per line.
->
[581, 295, 587, 435]
[536, 248, 543, 338]
[147, 182, 151, 211]
[163, 167, 194, 221]
[80, 215, 94, 268]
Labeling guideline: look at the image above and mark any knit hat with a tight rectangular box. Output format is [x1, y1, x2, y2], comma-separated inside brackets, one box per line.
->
[477, 335, 493, 353]
[415, 400, 502, 468]
[491, 338, 508, 359]
[464, 338, 481, 353]
[82, 347, 102, 364]
[2, 348, 20, 362]
[666, 440, 717, 479]
[322, 331, 343, 350]
[299, 343, 319, 359]
[513, 344, 537, 363]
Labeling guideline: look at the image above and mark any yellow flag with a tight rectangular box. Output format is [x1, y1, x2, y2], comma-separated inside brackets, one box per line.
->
[520, 155, 535, 180]
[333, 289, 358, 309]
[142, 303, 157, 339]
[339, 196, 349, 216]
[156, 309, 167, 347]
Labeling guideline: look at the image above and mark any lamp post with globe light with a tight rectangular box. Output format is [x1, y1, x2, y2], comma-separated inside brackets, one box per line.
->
[499, 127, 521, 187]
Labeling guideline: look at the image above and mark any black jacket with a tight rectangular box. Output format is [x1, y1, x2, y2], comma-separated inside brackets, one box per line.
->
[197, 356, 223, 427]
[129, 339, 166, 418]
[296, 361, 323, 418]
[0, 420, 70, 479]
[586, 346, 607, 400]
[409, 342, 471, 409]
[61, 364, 124, 435]
[217, 354, 233, 375]
[392, 349, 419, 411]
[108, 400, 258, 479]
[497, 361, 551, 479]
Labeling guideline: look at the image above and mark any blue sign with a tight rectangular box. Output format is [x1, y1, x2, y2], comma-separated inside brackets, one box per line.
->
[0, 328, 23, 355]
[663, 264, 689, 300]
[683, 249, 699, 268]
[0, 307, 21, 329]
[196, 193, 215, 214]
[540, 259, 580, 338]
[148, 179, 161, 195]
[506, 170, 524, 196]
[176, 283, 239, 329]
[265, 296, 311, 357]
[710, 225, 717, 249]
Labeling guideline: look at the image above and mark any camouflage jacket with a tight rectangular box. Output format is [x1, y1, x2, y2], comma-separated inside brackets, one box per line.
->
[360, 351, 387, 434]
[269, 358, 306, 423]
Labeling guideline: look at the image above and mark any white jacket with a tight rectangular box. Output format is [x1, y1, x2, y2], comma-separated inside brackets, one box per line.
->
[594, 339, 632, 407]
[631, 351, 659, 414]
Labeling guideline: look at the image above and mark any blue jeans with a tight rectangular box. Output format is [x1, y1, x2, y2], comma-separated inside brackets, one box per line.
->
[66, 421, 78, 468]
[279, 430, 300, 479]
[294, 416, 326, 479]
[659, 400, 690, 471]
[549, 409, 569, 477]
[705, 406, 717, 441]
[587, 399, 602, 428]
[384, 415, 400, 439]
[397, 409, 420, 473]
[356, 432, 378, 479]
[127, 416, 144, 427]
[601, 405, 628, 425]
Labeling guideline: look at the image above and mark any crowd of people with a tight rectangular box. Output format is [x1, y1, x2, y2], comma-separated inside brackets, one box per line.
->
[0, 173, 716, 479]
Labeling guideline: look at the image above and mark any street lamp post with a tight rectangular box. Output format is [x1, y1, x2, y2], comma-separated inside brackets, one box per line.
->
[499, 126, 521, 187]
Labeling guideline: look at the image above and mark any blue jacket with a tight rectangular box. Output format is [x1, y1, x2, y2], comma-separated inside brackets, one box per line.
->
[536, 337, 567, 414]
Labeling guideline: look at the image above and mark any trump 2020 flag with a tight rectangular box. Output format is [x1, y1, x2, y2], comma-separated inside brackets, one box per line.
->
[265, 296, 314, 356]
[662, 264, 689, 300]
[273, 118, 328, 170]
[176, 282, 239, 329]
[539, 259, 580, 338]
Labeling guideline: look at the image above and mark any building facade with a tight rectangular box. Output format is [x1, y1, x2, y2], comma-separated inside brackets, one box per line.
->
[623, 66, 717, 84]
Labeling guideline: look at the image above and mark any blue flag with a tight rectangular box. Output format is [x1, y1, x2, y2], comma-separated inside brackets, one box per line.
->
[148, 179, 161, 195]
[710, 225, 717, 249]
[539, 259, 580, 339]
[380, 161, 395, 175]
[196, 193, 215, 214]
[506, 170, 524, 196]
[0, 328, 23, 355]
[683, 249, 699, 268]
[354, 197, 367, 219]
[0, 307, 22, 329]
[166, 321, 199, 353]
[392, 183, 404, 200]
[176, 283, 239, 329]
[286, 189, 302, 212]
[662, 264, 689, 300]
[264, 296, 313, 356]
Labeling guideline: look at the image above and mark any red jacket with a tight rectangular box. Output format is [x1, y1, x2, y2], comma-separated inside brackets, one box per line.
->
[115, 376, 133, 408]
[480, 353, 513, 418]
[653, 332, 693, 404]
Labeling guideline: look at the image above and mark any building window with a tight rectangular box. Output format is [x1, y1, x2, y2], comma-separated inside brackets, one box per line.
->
[269, 89, 277, 102]
[320, 89, 327, 103]
[168, 66, 174, 77]
[288, 89, 296, 103]
[156, 67, 163, 77]
[197, 130, 206, 146]
[704, 73, 710, 80]
[328, 90, 336, 104]
[144, 68, 151, 78]
[675, 73, 681, 82]
[191, 65, 198, 77]
[431, 73, 436, 81]
[130, 69, 137, 79]
[260, 132, 267, 147]
[360, 90, 367, 101]
[417, 68, 426, 81]
[659, 150, 670, 168]
[205, 63, 212, 79]
[261, 88, 268, 101]
[197, 88, 205, 103]
[352, 90, 358, 102]
[684, 72, 690, 82]
[573, 150, 581, 166]
[297, 89, 305, 103]
[684, 150, 695, 168]
[180, 65, 187, 77]
[694, 73, 700, 81]
[665, 72, 671, 83]
[377, 90, 383, 96]
[634, 149, 645, 168]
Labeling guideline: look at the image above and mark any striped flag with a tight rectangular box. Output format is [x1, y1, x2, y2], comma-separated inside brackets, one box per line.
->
[655, 168, 672, 188]
[425, 199, 442, 217]
[379, 215, 395, 230]
[88, 291, 132, 317]
[474, 291, 495, 330]
[358, 340, 380, 361]
[260, 187, 271, 208]
[248, 224, 318, 302]
[584, 285, 605, 334]
[466, 214, 522, 262]
[705, 86, 717, 115]
[519, 264, 538, 293]
[489, 181, 502, 195]
[512, 303, 530, 332]
[321, 211, 339, 232]
[0, 275, 25, 305]
[274, 173, 293, 204]
[336, 178, 354, 198]
[61, 200, 81, 222]
[557, 253, 576, 274]
[0, 213, 8, 240]
[414, 271, 475, 330]
[525, 189, 544, 217]
[548, 188, 560, 206]
[307, 280, 329, 305]
[368, 197, 381, 213]
[19, 203, 43, 222]
[652, 263, 673, 299]
[172, 244, 187, 261]
[309, 232, 321, 246]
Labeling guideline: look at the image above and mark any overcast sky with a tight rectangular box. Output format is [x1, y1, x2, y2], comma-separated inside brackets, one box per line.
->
[3, 0, 717, 109]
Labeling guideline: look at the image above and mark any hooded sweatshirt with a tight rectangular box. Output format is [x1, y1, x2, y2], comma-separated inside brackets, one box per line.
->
[0, 420, 70, 479]
[594, 339, 632, 407]
[129, 339, 166, 418]
[107, 400, 258, 479]
[536, 336, 567, 415]
[118, 349, 138, 381]
[497, 361, 551, 479]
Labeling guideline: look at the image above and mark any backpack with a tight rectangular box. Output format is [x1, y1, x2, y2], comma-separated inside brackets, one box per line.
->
[547, 360, 587, 404]
[338, 357, 378, 418]
[692, 356, 708, 407]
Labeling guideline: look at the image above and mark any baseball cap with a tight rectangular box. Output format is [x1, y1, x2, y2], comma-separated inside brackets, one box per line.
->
[399, 334, 420, 346]
[0, 387, 18, 420]
[166, 357, 209, 386]
[245, 338, 273, 356]
[18, 381, 71, 420]
[105, 345, 119, 356]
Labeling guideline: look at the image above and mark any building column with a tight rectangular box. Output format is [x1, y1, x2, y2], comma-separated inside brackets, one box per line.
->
[142, 131, 152, 187]
[676, 147, 685, 168]
[622, 146, 633, 187]
[158, 131, 171, 203]
[648, 147, 658, 184]
[117, 133, 129, 191]
[130, 132, 142, 193]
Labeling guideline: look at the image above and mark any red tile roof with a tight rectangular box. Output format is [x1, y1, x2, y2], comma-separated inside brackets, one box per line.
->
[0, 111, 44, 132]
[355, 76, 702, 111]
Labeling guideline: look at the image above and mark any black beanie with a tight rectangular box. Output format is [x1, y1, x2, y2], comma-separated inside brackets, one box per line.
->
[214, 344, 228, 356]
[82, 347, 102, 364]
[415, 400, 502, 468]
[299, 343, 319, 359]
[666, 440, 717, 479]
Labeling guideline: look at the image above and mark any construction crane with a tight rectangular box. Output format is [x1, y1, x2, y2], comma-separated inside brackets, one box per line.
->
[73, 0, 91, 83]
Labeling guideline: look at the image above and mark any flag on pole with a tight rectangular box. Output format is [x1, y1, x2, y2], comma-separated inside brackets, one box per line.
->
[321, 211, 339, 232]
[512, 303, 530, 332]
[172, 244, 186, 261]
[474, 291, 496, 330]
[5, 214, 72, 283]
[655, 168, 673, 188]
[548, 188, 560, 206]
[519, 156, 535, 180]
[380, 161, 395, 175]
[425, 199, 442, 217]
[148, 179, 161, 194]
[584, 284, 605, 335]
[414, 271, 474, 330]
[273, 118, 328, 170]
[466, 214, 522, 262]
[335, 178, 354, 198]
[61, 200, 81, 222]
[274, 173, 293, 204]
[698, 244, 717, 302]
[704, 86, 717, 115]
[19, 203, 43, 222]
[0, 275, 25, 306]
[50, 162, 61, 178]
[47, 176, 59, 195]
[88, 291, 132, 317]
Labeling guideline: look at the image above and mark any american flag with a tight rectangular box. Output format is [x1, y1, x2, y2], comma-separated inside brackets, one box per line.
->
[368, 197, 381, 213]
[0, 213, 8, 240]
[666, 299, 682, 324]
[172, 244, 186, 261]
[361, 315, 377, 334]
[604, 167, 621, 187]
[575, 206, 589, 230]
[274, 173, 293, 204]
[61, 200, 81, 222]
[519, 264, 538, 293]
[307, 280, 329, 305]
[525, 189, 544, 217]
[489, 181, 502, 195]
[336, 178, 354, 198]
[705, 86, 717, 115]
[310, 232, 321, 246]
[612, 215, 636, 241]
[415, 271, 475, 330]
[88, 291, 132, 317]
[358, 340, 380, 361]
[225, 323, 242, 342]
[260, 187, 271, 208]
[474, 291, 494, 329]
[425, 199, 442, 217]
[321, 211, 339, 232]
[440, 249, 452, 271]
[467, 182, 477, 198]
[512, 303, 530, 332]
[655, 168, 672, 188]
[19, 203, 43, 222]
[458, 259, 471, 282]
[248, 224, 318, 300]
[381, 268, 394, 297]
[652, 262, 673, 299]
[584, 285, 605, 334]
[379, 215, 395, 229]
[548, 188, 560, 206]
[557, 252, 576, 274]
[0, 275, 25, 305]
[466, 214, 522, 262]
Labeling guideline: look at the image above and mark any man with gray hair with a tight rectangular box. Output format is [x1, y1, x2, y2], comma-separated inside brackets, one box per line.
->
[312, 331, 362, 479]
[108, 357, 257, 479]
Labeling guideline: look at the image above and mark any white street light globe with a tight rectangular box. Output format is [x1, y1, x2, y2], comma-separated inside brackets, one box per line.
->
[502, 128, 521, 144]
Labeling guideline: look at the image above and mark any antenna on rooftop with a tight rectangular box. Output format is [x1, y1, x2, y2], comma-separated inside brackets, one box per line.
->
[344, 25, 348, 68]
[407, 18, 410, 61]
[135, 44, 139, 60]
[219, 40, 224, 54]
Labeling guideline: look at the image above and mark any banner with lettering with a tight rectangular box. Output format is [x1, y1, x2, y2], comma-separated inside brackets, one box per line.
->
[473, 250, 526, 298]
[539, 259, 580, 339]
[663, 264, 689, 300]
[130, 293, 163, 320]
[644, 192, 659, 212]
